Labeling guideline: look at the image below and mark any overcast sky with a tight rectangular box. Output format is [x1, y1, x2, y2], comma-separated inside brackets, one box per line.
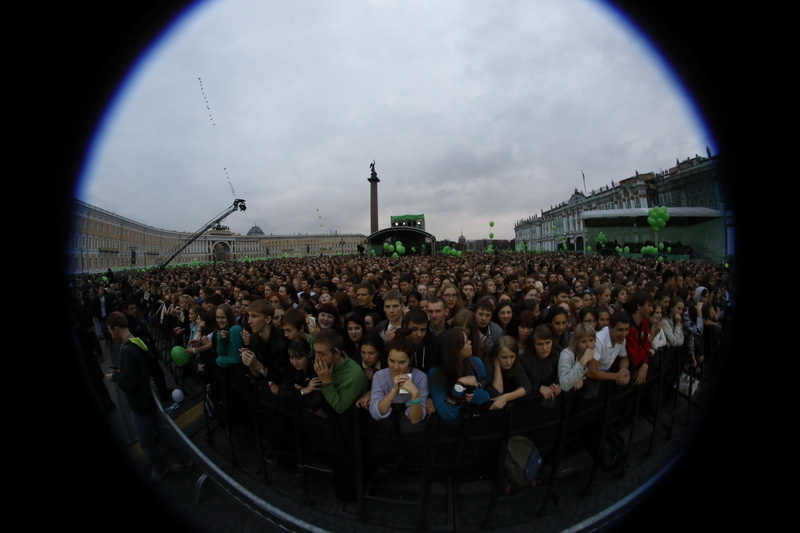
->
[78, 0, 712, 242]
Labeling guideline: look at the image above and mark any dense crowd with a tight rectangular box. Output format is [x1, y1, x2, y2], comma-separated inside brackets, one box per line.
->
[70, 251, 730, 494]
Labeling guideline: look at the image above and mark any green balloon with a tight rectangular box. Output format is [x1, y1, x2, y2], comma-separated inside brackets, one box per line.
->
[658, 242, 664, 250]
[456, 251, 462, 257]
[587, 245, 592, 251]
[489, 233, 494, 239]
[171, 346, 190, 365]
[489, 221, 494, 227]
[411, 247, 416, 253]
[392, 252, 398, 258]
[624, 246, 630, 253]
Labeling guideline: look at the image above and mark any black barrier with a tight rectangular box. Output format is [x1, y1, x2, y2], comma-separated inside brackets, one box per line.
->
[147, 319, 706, 530]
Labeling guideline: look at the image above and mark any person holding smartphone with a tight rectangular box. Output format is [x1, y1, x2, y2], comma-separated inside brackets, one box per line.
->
[368, 328, 428, 433]
[428, 328, 490, 423]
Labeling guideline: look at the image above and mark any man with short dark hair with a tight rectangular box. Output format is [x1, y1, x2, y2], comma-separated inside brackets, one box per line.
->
[426, 296, 449, 336]
[105, 311, 192, 483]
[313, 329, 367, 415]
[241, 299, 289, 396]
[474, 296, 503, 356]
[123, 300, 170, 401]
[353, 281, 385, 321]
[586, 310, 631, 386]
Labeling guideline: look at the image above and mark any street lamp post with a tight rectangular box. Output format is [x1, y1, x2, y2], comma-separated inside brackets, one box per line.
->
[339, 238, 345, 255]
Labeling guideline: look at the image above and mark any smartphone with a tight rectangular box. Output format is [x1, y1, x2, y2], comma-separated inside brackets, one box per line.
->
[399, 373, 413, 394]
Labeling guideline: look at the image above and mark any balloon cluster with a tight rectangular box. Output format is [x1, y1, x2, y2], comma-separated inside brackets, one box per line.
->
[615, 245, 631, 254]
[648, 206, 669, 232]
[641, 245, 659, 255]
[384, 240, 408, 258]
[487, 221, 495, 253]
[442, 245, 463, 257]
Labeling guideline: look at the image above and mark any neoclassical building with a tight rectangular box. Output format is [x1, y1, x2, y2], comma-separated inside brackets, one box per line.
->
[69, 199, 366, 274]
[514, 152, 730, 260]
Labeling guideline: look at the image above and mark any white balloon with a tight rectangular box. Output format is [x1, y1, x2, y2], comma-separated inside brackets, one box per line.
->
[172, 389, 185, 403]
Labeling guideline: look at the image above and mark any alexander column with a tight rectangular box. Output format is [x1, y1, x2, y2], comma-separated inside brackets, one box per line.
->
[368, 160, 380, 234]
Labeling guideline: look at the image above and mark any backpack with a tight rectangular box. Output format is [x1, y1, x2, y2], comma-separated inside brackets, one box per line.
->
[504, 435, 543, 486]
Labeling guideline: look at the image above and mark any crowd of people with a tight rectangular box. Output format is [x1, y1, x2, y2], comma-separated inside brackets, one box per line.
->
[70, 251, 730, 496]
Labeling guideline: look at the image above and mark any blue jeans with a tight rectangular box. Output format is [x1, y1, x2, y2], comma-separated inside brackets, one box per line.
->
[130, 409, 190, 471]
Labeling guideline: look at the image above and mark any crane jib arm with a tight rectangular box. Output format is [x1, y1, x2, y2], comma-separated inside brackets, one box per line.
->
[155, 199, 246, 271]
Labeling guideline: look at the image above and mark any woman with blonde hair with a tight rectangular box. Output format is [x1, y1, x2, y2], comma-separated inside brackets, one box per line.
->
[557, 322, 596, 392]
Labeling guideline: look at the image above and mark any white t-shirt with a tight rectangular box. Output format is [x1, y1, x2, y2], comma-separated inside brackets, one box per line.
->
[593, 326, 627, 371]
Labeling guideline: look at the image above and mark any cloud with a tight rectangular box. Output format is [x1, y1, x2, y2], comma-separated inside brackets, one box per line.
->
[80, 0, 711, 243]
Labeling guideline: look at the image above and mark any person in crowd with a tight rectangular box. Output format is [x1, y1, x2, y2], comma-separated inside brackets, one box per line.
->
[596, 306, 611, 332]
[426, 296, 450, 337]
[661, 296, 685, 348]
[123, 299, 170, 400]
[578, 306, 598, 332]
[595, 283, 613, 314]
[104, 312, 192, 482]
[316, 302, 341, 332]
[240, 299, 289, 397]
[354, 332, 386, 409]
[483, 335, 532, 410]
[342, 311, 366, 361]
[405, 289, 423, 311]
[439, 283, 464, 322]
[280, 307, 311, 344]
[650, 303, 667, 352]
[92, 285, 118, 346]
[474, 296, 503, 357]
[519, 325, 562, 401]
[514, 309, 537, 356]
[313, 328, 368, 415]
[367, 328, 428, 432]
[374, 289, 405, 342]
[428, 328, 491, 422]
[460, 280, 477, 310]
[545, 305, 571, 354]
[558, 322, 596, 392]
[449, 308, 485, 358]
[278, 337, 325, 416]
[493, 299, 517, 336]
[623, 290, 657, 386]
[353, 282, 386, 323]
[214, 303, 244, 369]
[475, 278, 498, 303]
[586, 310, 631, 388]
[609, 285, 629, 314]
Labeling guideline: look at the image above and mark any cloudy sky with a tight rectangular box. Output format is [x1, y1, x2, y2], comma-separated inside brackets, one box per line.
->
[77, 0, 713, 242]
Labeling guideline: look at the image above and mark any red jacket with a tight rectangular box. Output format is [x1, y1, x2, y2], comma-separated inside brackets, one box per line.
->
[626, 317, 652, 368]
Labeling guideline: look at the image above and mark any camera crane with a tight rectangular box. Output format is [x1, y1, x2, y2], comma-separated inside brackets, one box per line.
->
[155, 198, 247, 272]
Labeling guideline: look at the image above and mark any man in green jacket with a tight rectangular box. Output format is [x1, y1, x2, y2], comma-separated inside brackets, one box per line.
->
[313, 329, 367, 414]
